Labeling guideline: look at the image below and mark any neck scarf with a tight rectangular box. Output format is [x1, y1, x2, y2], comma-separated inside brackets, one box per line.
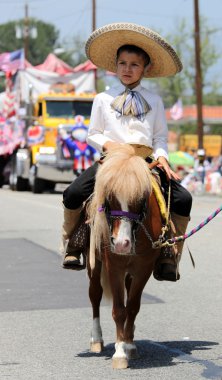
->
[111, 88, 151, 121]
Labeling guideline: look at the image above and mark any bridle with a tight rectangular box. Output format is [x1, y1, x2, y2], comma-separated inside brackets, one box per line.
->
[98, 198, 152, 254]
[98, 193, 173, 251]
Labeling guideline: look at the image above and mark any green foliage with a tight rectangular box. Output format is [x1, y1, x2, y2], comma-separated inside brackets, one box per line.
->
[0, 19, 59, 65]
[151, 17, 222, 107]
[169, 122, 222, 135]
[53, 34, 87, 67]
[0, 21, 23, 52]
[169, 123, 198, 135]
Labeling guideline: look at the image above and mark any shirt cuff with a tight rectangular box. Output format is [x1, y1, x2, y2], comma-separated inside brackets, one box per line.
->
[86, 134, 113, 153]
[153, 148, 169, 161]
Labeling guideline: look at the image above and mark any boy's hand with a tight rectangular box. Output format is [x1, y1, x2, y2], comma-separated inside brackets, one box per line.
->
[157, 156, 181, 181]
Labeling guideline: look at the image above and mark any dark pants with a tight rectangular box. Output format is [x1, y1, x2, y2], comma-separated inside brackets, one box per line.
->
[63, 162, 192, 217]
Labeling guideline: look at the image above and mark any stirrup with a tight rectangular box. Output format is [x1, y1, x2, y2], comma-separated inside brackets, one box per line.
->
[154, 263, 180, 282]
[153, 261, 180, 282]
[153, 244, 180, 282]
[62, 252, 86, 271]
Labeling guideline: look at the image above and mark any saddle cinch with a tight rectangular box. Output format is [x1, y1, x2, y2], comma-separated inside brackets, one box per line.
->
[68, 145, 176, 270]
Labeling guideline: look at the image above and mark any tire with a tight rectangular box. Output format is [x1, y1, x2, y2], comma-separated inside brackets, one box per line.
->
[9, 155, 29, 191]
[29, 165, 46, 194]
[45, 180, 56, 192]
[32, 177, 46, 194]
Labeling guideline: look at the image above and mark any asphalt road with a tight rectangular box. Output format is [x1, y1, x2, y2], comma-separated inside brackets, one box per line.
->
[0, 186, 222, 380]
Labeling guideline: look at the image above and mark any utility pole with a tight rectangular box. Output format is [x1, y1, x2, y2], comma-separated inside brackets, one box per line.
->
[92, 0, 96, 32]
[194, 0, 204, 149]
[92, 0, 97, 92]
[24, 2, 29, 61]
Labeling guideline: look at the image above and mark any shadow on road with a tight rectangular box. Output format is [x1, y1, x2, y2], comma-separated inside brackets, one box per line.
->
[77, 339, 222, 378]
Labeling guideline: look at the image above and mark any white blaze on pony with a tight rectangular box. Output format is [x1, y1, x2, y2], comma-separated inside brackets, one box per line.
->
[111, 199, 132, 254]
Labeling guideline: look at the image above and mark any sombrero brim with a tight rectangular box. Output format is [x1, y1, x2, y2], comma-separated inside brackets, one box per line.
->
[85, 23, 183, 78]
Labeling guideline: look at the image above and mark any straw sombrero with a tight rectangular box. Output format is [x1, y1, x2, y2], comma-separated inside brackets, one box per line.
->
[85, 22, 182, 78]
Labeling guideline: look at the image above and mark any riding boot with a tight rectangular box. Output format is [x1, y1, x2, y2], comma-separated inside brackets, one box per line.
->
[153, 213, 190, 282]
[61, 205, 83, 269]
[171, 212, 190, 266]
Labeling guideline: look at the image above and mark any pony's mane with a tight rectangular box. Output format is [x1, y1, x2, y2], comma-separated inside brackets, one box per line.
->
[88, 144, 152, 250]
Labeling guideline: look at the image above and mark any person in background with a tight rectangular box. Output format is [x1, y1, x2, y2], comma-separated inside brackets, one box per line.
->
[194, 149, 211, 184]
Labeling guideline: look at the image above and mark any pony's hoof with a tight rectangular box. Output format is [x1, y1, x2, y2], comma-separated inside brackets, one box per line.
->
[90, 341, 104, 353]
[112, 357, 128, 369]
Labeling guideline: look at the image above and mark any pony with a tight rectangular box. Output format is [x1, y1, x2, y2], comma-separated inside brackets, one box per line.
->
[86, 144, 163, 369]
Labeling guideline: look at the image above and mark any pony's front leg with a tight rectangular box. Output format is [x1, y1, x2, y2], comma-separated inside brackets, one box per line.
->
[111, 283, 129, 369]
[124, 276, 151, 359]
[87, 258, 104, 353]
[123, 274, 139, 359]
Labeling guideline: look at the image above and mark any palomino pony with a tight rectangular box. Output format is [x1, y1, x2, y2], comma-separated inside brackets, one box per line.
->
[86, 144, 163, 369]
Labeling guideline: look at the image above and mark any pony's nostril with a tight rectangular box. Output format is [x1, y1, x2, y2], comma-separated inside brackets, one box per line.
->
[123, 239, 130, 248]
[111, 237, 115, 245]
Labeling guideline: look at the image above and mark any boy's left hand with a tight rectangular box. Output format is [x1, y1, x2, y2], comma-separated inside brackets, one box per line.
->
[157, 156, 181, 181]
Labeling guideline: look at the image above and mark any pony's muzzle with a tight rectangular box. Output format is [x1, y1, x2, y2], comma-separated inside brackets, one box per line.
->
[111, 236, 132, 254]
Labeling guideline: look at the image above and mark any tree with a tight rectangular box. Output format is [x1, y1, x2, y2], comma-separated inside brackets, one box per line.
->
[54, 34, 87, 67]
[150, 17, 221, 107]
[0, 19, 59, 65]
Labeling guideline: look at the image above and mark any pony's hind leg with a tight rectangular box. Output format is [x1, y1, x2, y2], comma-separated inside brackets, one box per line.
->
[88, 258, 104, 353]
[90, 318, 103, 353]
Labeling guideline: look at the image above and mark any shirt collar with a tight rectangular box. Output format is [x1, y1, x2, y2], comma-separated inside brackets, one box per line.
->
[118, 83, 143, 93]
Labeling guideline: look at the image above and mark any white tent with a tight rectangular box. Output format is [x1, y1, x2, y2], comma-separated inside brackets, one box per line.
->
[14, 67, 96, 103]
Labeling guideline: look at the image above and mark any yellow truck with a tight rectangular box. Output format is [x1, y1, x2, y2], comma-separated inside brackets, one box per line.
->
[179, 134, 222, 157]
[9, 86, 96, 192]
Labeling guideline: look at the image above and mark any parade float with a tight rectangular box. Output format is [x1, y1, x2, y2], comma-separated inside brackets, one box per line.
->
[0, 51, 97, 192]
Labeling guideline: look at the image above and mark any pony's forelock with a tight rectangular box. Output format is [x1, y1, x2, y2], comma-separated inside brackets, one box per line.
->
[96, 145, 152, 202]
[88, 145, 152, 250]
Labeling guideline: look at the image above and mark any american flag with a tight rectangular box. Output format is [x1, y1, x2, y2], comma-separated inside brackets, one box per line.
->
[0, 49, 25, 74]
[170, 98, 183, 120]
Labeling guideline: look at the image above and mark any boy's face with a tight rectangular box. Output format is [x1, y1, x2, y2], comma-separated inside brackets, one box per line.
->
[116, 51, 148, 88]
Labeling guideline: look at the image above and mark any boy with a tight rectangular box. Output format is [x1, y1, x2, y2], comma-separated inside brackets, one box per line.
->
[61, 23, 192, 281]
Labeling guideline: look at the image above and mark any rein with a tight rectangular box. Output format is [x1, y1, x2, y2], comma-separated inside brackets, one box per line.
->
[167, 204, 222, 245]
[98, 197, 222, 251]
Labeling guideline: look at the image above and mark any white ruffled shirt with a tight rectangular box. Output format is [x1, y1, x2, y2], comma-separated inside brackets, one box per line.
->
[87, 83, 168, 159]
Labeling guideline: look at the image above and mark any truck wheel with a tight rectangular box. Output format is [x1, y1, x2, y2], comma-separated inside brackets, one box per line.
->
[46, 181, 56, 192]
[32, 178, 46, 194]
[9, 156, 29, 191]
[29, 165, 46, 194]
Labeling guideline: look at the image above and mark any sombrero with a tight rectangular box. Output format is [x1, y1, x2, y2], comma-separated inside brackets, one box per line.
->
[85, 22, 182, 78]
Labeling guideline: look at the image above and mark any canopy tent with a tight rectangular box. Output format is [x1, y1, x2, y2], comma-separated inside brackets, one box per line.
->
[73, 59, 117, 78]
[73, 59, 97, 72]
[169, 151, 195, 167]
[34, 53, 74, 75]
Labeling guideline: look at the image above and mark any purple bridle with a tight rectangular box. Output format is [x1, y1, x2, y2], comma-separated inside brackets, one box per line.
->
[98, 206, 142, 221]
